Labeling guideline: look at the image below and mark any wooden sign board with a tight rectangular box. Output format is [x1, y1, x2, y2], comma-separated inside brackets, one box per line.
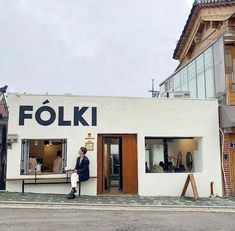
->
[181, 174, 199, 201]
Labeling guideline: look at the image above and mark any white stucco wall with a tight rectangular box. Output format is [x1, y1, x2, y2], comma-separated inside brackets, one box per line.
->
[6, 93, 222, 197]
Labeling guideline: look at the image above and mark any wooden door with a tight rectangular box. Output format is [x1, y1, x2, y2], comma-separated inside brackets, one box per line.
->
[230, 134, 235, 197]
[97, 135, 103, 194]
[231, 148, 235, 196]
[122, 135, 138, 194]
[97, 134, 138, 194]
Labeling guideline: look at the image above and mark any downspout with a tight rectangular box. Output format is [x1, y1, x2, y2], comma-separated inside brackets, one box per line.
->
[219, 127, 228, 197]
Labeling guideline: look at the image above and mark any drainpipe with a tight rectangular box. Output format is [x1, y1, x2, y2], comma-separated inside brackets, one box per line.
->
[219, 127, 229, 197]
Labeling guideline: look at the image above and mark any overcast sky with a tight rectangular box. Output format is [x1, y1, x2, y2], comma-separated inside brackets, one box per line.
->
[0, 0, 194, 97]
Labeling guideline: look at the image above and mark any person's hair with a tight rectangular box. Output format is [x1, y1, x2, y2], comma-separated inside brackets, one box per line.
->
[80, 147, 87, 154]
[168, 161, 172, 166]
[57, 150, 62, 157]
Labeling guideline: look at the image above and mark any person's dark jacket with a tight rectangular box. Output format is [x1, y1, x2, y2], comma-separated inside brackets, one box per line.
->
[75, 155, 90, 181]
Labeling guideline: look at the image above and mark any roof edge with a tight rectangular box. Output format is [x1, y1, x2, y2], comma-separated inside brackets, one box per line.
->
[173, 0, 235, 60]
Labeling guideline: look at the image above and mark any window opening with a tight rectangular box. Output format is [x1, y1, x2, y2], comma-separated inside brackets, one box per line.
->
[145, 137, 200, 173]
[21, 139, 67, 175]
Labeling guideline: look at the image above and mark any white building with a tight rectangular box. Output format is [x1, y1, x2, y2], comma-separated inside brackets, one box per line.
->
[6, 93, 222, 197]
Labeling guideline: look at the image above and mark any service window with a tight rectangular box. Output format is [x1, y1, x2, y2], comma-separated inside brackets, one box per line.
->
[21, 139, 67, 175]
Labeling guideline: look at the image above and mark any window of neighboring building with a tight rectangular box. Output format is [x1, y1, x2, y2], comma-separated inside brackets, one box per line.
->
[161, 38, 224, 99]
[145, 137, 201, 173]
[196, 54, 206, 99]
[21, 139, 67, 175]
[173, 73, 181, 91]
[164, 81, 170, 92]
[188, 60, 197, 98]
[181, 67, 188, 91]
[213, 37, 225, 94]
[170, 78, 174, 90]
[160, 84, 165, 94]
[204, 47, 215, 98]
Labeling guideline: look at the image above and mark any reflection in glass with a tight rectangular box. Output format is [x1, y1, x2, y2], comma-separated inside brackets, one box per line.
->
[196, 54, 206, 99]
[204, 47, 215, 98]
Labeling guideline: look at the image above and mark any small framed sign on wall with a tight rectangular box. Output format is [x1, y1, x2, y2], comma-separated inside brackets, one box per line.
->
[85, 141, 94, 151]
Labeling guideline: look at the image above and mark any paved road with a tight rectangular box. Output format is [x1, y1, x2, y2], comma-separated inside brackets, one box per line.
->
[0, 208, 235, 231]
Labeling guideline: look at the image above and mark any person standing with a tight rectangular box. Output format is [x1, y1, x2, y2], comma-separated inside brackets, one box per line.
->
[53, 151, 62, 173]
[67, 147, 90, 199]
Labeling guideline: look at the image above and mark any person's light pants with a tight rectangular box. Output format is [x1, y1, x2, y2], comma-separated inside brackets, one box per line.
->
[71, 172, 79, 188]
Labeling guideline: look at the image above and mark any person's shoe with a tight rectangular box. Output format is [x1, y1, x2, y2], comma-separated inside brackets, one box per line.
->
[67, 193, 76, 199]
[69, 188, 77, 194]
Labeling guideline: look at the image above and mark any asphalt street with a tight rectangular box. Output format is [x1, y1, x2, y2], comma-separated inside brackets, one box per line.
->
[0, 208, 235, 231]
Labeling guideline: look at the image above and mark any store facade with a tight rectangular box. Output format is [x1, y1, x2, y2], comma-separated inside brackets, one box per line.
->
[6, 93, 222, 197]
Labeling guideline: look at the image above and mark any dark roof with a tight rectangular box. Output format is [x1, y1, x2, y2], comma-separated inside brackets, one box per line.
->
[173, 0, 235, 60]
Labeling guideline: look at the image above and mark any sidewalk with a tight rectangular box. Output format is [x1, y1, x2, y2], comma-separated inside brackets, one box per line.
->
[0, 191, 235, 212]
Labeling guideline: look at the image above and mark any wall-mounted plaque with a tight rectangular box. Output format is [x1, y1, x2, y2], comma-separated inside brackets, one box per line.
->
[85, 141, 94, 151]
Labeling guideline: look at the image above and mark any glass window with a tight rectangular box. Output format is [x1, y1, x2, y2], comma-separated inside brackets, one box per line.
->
[204, 47, 215, 98]
[173, 73, 181, 91]
[213, 37, 225, 94]
[170, 78, 174, 90]
[188, 60, 197, 98]
[180, 67, 188, 91]
[196, 54, 206, 99]
[161, 39, 224, 98]
[160, 84, 165, 94]
[145, 137, 200, 173]
[164, 81, 170, 92]
[21, 139, 67, 175]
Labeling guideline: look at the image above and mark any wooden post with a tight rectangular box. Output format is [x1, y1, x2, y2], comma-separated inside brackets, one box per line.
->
[79, 181, 81, 196]
[181, 174, 199, 201]
[210, 181, 215, 198]
[22, 180, 25, 194]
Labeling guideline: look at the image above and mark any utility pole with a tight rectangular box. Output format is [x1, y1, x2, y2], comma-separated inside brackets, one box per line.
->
[148, 79, 159, 98]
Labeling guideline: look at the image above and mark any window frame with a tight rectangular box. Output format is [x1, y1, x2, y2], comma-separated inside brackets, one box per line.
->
[145, 137, 200, 174]
[20, 138, 67, 175]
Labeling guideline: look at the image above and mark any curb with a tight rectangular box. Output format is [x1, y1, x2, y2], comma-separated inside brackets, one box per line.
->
[0, 201, 235, 213]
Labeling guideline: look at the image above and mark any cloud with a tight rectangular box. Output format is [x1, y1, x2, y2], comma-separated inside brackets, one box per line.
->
[0, 0, 194, 97]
